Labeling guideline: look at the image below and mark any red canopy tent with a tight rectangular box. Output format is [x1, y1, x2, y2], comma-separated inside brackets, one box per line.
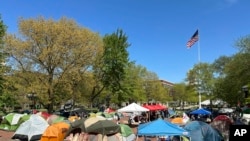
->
[143, 104, 167, 111]
[154, 104, 167, 110]
[143, 105, 157, 111]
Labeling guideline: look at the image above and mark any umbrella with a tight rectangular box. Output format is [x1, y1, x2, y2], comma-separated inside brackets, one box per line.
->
[84, 117, 120, 135]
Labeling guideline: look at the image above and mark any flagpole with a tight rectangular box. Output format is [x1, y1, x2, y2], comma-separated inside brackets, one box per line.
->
[186, 29, 201, 109]
[197, 29, 201, 109]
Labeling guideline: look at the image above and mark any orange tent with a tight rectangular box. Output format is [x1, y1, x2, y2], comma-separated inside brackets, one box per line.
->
[170, 117, 184, 125]
[40, 122, 70, 141]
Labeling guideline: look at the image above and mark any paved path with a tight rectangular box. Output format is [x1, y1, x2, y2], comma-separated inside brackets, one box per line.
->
[0, 130, 15, 141]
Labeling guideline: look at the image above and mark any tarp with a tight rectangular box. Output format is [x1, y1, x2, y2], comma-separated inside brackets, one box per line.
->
[137, 119, 189, 136]
[117, 102, 149, 112]
[12, 114, 49, 141]
[184, 121, 223, 141]
[190, 108, 211, 115]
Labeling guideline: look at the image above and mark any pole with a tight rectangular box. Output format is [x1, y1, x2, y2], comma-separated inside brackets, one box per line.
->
[197, 29, 201, 109]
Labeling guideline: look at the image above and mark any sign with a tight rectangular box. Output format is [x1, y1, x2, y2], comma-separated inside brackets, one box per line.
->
[230, 125, 250, 140]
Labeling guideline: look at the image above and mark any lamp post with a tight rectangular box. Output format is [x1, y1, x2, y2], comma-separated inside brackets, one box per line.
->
[27, 92, 36, 110]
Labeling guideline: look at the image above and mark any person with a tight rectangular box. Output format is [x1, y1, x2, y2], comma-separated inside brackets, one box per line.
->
[191, 115, 195, 121]
[128, 113, 136, 124]
[114, 112, 120, 124]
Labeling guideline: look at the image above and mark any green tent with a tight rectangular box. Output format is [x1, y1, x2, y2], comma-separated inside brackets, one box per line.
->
[0, 113, 30, 131]
[119, 124, 133, 137]
[51, 116, 66, 124]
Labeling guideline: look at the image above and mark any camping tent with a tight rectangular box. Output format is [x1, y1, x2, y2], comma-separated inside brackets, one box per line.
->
[12, 114, 49, 141]
[41, 121, 70, 141]
[184, 121, 223, 141]
[84, 117, 120, 135]
[170, 117, 184, 125]
[137, 119, 189, 137]
[117, 103, 149, 113]
[211, 116, 232, 141]
[119, 124, 136, 141]
[0, 113, 30, 131]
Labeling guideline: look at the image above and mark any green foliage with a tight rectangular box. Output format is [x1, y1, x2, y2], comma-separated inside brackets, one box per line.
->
[3, 17, 103, 112]
[212, 56, 232, 77]
[102, 29, 130, 93]
[211, 35, 250, 106]
[0, 15, 7, 94]
[0, 15, 8, 112]
[186, 63, 214, 95]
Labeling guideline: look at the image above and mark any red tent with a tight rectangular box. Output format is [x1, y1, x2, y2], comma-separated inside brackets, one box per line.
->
[154, 104, 167, 110]
[143, 104, 167, 111]
[213, 115, 233, 124]
[143, 105, 157, 111]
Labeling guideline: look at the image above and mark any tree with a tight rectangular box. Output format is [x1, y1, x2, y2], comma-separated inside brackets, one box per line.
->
[211, 35, 250, 105]
[212, 55, 232, 78]
[0, 15, 7, 94]
[112, 63, 146, 105]
[90, 29, 131, 107]
[102, 29, 130, 93]
[0, 15, 10, 113]
[185, 62, 215, 105]
[4, 17, 103, 112]
[217, 53, 250, 105]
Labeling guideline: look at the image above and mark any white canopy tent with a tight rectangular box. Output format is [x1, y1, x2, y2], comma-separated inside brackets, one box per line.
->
[117, 102, 149, 113]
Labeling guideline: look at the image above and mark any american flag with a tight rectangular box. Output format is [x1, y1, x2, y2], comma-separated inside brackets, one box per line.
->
[187, 29, 199, 48]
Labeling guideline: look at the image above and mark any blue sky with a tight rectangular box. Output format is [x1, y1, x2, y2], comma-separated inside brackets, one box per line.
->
[0, 0, 249, 83]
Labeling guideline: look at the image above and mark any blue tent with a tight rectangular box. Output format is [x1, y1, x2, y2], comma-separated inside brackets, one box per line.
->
[184, 121, 223, 141]
[190, 108, 211, 115]
[137, 119, 189, 137]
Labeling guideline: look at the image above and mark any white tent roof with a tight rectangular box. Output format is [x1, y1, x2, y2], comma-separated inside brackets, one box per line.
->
[12, 114, 49, 141]
[201, 99, 225, 106]
[117, 102, 149, 112]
